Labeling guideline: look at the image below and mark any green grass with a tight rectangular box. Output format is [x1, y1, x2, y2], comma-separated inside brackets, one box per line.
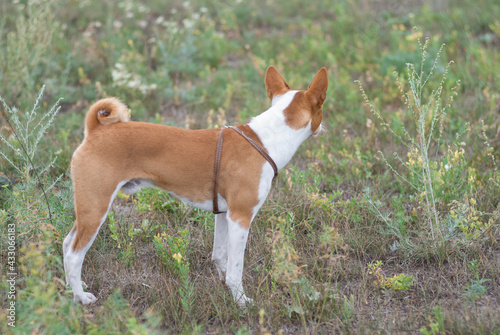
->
[1, 0, 500, 333]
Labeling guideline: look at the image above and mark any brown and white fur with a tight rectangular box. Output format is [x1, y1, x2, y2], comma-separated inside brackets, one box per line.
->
[63, 66, 328, 307]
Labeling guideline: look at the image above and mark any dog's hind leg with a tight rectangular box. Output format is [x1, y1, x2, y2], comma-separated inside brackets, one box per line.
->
[63, 227, 76, 286]
[64, 180, 126, 304]
[64, 222, 99, 304]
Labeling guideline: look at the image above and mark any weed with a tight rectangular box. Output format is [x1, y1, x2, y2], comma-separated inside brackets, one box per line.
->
[420, 306, 445, 335]
[1, 0, 500, 333]
[0, 86, 61, 179]
[319, 225, 346, 254]
[358, 31, 461, 241]
[449, 198, 492, 240]
[367, 261, 414, 291]
[107, 211, 136, 266]
[463, 260, 490, 308]
[153, 228, 195, 328]
[0, 85, 160, 334]
[0, 0, 57, 102]
[267, 215, 308, 329]
[339, 295, 355, 327]
[356, 29, 500, 263]
[0, 87, 63, 246]
[134, 188, 181, 213]
[153, 228, 189, 274]
[481, 120, 500, 188]
[259, 309, 273, 335]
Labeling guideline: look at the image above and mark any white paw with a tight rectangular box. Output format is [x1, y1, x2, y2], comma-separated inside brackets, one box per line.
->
[236, 295, 254, 308]
[75, 292, 97, 305]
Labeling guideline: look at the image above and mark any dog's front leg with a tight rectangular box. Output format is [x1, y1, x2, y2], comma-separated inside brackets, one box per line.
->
[225, 213, 253, 307]
[212, 213, 228, 281]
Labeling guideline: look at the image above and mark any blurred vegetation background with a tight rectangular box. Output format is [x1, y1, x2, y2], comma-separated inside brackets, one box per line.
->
[0, 0, 499, 333]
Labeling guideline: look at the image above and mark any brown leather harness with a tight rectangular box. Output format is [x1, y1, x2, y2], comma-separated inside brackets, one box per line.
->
[212, 126, 278, 214]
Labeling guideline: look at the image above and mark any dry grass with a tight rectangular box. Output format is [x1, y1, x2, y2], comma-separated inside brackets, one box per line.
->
[1, 0, 499, 333]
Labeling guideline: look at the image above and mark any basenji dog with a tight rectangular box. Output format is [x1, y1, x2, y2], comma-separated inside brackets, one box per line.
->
[63, 66, 328, 307]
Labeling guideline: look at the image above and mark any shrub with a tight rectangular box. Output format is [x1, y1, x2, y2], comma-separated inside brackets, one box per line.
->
[358, 30, 498, 262]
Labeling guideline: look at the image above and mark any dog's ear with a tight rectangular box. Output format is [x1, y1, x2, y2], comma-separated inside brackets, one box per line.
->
[306, 68, 328, 107]
[265, 66, 290, 100]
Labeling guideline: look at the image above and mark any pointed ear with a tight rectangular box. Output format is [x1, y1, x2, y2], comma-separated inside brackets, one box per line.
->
[265, 66, 290, 100]
[306, 67, 328, 107]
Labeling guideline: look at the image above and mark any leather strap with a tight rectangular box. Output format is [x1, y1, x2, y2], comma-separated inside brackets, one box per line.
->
[213, 128, 225, 214]
[226, 126, 278, 180]
[212, 126, 279, 215]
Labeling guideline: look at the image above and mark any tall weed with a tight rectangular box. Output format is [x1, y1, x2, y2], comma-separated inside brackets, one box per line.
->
[0, 0, 57, 102]
[0, 87, 62, 245]
[0, 89, 160, 334]
[357, 31, 496, 261]
[0, 86, 61, 178]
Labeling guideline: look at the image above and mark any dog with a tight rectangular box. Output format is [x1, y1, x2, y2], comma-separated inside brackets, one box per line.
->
[63, 66, 328, 307]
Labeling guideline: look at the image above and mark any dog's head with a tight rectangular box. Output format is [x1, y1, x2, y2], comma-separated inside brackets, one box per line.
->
[265, 66, 328, 136]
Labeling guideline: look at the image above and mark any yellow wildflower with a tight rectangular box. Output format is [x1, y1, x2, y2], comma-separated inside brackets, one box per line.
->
[406, 31, 423, 41]
[172, 252, 183, 263]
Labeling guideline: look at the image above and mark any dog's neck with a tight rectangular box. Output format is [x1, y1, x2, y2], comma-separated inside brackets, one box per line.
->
[248, 91, 312, 170]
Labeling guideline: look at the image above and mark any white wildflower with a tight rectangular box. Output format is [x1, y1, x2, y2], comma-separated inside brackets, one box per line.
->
[155, 16, 165, 25]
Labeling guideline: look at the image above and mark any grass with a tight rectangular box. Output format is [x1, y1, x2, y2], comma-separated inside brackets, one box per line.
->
[1, 0, 500, 333]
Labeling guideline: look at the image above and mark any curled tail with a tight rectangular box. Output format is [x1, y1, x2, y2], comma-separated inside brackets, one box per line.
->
[85, 97, 129, 136]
